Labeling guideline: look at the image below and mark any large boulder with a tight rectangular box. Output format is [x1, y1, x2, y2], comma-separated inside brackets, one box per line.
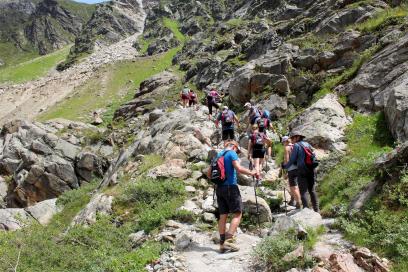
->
[289, 94, 350, 151]
[147, 159, 191, 180]
[240, 186, 272, 223]
[75, 152, 109, 182]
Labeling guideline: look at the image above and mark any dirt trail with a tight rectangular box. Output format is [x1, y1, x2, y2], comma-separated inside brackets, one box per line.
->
[0, 0, 146, 126]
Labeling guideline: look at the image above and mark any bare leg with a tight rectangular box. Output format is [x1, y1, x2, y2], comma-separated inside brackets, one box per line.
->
[254, 158, 261, 178]
[227, 212, 242, 236]
[290, 186, 302, 208]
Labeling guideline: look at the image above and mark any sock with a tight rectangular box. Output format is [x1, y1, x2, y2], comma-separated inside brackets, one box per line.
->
[220, 234, 226, 245]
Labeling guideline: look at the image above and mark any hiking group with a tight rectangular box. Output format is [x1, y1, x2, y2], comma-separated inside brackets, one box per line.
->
[181, 86, 320, 253]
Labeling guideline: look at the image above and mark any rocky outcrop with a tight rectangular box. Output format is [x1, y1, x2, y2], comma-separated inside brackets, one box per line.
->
[384, 81, 408, 143]
[0, 120, 108, 207]
[114, 71, 178, 120]
[71, 193, 113, 226]
[289, 94, 351, 151]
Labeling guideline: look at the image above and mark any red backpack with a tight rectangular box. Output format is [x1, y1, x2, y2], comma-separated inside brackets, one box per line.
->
[299, 142, 318, 169]
[209, 151, 231, 185]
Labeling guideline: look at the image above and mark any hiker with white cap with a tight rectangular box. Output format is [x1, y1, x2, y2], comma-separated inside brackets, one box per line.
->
[282, 132, 320, 212]
[282, 135, 301, 209]
[180, 85, 190, 108]
[215, 106, 240, 141]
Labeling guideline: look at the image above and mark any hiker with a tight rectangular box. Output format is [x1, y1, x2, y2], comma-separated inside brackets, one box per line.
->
[244, 102, 261, 136]
[188, 89, 198, 110]
[207, 88, 221, 120]
[215, 106, 240, 141]
[248, 124, 272, 180]
[256, 112, 274, 161]
[282, 132, 319, 212]
[207, 141, 257, 253]
[180, 86, 190, 108]
[282, 136, 301, 209]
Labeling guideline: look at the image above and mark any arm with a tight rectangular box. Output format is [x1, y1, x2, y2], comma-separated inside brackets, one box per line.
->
[283, 144, 299, 169]
[234, 114, 240, 128]
[283, 146, 290, 164]
[232, 160, 255, 176]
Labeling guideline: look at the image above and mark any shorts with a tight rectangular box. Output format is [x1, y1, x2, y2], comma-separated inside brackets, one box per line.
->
[189, 99, 197, 106]
[222, 129, 234, 141]
[216, 185, 243, 215]
[182, 94, 189, 100]
[252, 148, 265, 159]
[288, 169, 298, 187]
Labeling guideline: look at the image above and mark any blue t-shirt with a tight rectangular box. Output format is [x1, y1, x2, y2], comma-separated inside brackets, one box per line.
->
[217, 149, 239, 186]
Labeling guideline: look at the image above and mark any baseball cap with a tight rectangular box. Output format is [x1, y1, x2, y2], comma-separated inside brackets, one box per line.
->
[244, 102, 251, 108]
[225, 140, 241, 154]
[222, 105, 228, 110]
[282, 136, 289, 143]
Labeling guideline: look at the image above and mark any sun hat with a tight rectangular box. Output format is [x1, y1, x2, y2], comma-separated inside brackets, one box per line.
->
[290, 131, 306, 139]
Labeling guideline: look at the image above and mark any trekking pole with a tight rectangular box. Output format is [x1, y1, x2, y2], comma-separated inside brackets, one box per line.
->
[280, 168, 288, 216]
[249, 161, 261, 228]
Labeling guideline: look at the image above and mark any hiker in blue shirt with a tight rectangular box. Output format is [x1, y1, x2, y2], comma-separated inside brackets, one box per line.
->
[215, 106, 240, 141]
[283, 132, 320, 212]
[208, 141, 256, 253]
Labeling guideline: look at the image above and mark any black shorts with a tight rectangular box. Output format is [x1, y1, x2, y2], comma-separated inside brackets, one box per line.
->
[252, 148, 265, 159]
[288, 169, 298, 187]
[222, 129, 234, 141]
[216, 185, 243, 215]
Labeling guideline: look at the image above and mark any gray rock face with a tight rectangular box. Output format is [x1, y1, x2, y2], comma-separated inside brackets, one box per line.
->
[289, 94, 350, 151]
[240, 186, 272, 223]
[76, 152, 108, 182]
[0, 120, 108, 207]
[0, 208, 31, 231]
[129, 230, 147, 248]
[384, 80, 408, 143]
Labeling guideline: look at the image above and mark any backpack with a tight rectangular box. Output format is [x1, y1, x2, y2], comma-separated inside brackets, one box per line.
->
[257, 117, 268, 130]
[252, 132, 265, 148]
[222, 110, 234, 125]
[182, 88, 190, 96]
[209, 151, 231, 185]
[299, 142, 319, 169]
[261, 110, 270, 119]
[190, 92, 196, 99]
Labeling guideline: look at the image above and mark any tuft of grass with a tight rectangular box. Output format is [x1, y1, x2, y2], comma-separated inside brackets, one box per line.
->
[0, 46, 71, 84]
[288, 33, 334, 52]
[226, 18, 246, 28]
[253, 229, 319, 272]
[319, 112, 394, 213]
[163, 18, 186, 43]
[138, 154, 164, 174]
[354, 5, 408, 33]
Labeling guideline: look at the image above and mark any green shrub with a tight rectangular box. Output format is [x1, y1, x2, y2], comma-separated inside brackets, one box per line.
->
[253, 229, 316, 271]
[354, 5, 408, 33]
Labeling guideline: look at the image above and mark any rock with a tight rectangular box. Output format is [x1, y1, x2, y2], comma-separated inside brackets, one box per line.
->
[257, 94, 288, 120]
[71, 193, 113, 226]
[147, 159, 191, 180]
[283, 244, 304, 262]
[329, 253, 364, 272]
[75, 152, 108, 182]
[166, 220, 183, 229]
[202, 212, 216, 223]
[201, 195, 216, 213]
[179, 200, 202, 215]
[343, 32, 408, 114]
[91, 112, 103, 126]
[0, 208, 31, 231]
[175, 233, 192, 250]
[129, 230, 147, 248]
[290, 208, 323, 229]
[240, 186, 272, 223]
[312, 267, 330, 272]
[185, 186, 196, 193]
[384, 81, 408, 143]
[0, 177, 7, 206]
[289, 94, 350, 151]
[149, 109, 165, 124]
[25, 198, 60, 225]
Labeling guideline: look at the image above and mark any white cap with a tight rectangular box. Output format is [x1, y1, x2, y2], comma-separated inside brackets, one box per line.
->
[282, 136, 290, 143]
[244, 102, 251, 108]
[222, 105, 228, 110]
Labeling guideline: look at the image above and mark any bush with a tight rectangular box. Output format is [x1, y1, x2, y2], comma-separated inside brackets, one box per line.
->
[253, 229, 316, 271]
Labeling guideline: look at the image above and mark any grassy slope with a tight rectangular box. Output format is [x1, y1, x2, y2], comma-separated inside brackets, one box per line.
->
[38, 18, 185, 123]
[0, 46, 71, 84]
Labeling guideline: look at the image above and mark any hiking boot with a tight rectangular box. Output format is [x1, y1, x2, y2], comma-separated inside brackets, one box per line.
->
[219, 241, 240, 253]
[225, 233, 236, 243]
